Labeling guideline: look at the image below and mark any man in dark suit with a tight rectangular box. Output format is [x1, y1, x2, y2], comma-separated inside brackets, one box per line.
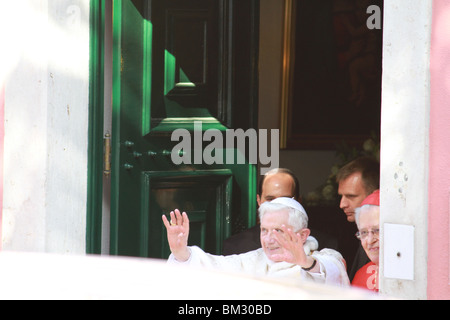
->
[336, 156, 380, 281]
[223, 168, 338, 255]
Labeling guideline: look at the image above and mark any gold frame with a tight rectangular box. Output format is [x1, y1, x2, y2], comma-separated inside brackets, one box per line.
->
[280, 0, 296, 149]
[279, 0, 381, 150]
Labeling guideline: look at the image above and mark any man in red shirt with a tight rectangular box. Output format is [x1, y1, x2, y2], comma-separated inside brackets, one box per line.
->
[351, 190, 380, 292]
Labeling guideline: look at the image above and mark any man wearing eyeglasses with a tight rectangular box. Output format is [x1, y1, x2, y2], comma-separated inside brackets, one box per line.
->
[352, 190, 380, 292]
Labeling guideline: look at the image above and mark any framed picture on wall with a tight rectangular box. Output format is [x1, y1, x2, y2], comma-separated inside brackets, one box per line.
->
[280, 0, 383, 149]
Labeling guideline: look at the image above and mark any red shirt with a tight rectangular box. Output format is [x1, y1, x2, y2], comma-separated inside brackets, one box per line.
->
[352, 262, 379, 292]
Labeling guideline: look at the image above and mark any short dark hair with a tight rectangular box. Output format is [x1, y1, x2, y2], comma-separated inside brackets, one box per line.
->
[258, 168, 300, 200]
[336, 156, 380, 194]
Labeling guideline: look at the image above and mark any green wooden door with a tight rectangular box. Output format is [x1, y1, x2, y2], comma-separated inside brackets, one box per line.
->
[111, 0, 259, 258]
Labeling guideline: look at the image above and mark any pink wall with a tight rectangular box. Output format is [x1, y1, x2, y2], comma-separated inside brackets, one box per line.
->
[428, 0, 450, 300]
[0, 84, 3, 250]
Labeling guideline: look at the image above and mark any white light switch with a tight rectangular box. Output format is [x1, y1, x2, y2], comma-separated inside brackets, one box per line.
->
[383, 223, 414, 280]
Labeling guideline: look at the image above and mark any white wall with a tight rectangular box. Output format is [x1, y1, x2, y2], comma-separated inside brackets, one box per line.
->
[380, 0, 432, 299]
[1, 0, 90, 254]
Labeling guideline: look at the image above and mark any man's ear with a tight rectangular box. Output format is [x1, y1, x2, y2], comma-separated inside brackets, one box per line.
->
[257, 194, 262, 207]
[299, 228, 311, 242]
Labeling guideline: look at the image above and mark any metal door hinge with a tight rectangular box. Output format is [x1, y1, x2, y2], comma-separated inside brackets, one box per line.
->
[104, 133, 111, 177]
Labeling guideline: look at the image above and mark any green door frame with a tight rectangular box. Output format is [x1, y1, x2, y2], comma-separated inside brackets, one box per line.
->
[86, 0, 260, 255]
[87, 0, 105, 254]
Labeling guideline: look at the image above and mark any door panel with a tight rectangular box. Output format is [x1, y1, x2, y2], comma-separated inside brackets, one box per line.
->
[141, 169, 232, 258]
[149, 0, 227, 132]
[111, 0, 259, 258]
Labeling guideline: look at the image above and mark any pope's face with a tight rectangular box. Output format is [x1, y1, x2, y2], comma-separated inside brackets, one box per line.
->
[260, 209, 292, 262]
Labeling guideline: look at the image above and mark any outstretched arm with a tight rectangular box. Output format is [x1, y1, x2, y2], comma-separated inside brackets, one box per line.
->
[162, 209, 191, 262]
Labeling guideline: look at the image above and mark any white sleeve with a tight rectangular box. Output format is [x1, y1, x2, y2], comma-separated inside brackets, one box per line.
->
[312, 249, 350, 286]
[303, 261, 327, 283]
[167, 246, 252, 272]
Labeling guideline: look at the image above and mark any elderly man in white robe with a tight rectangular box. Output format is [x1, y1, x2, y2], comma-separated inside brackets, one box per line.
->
[162, 197, 350, 286]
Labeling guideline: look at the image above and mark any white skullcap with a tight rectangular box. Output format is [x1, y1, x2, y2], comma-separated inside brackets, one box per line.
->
[259, 197, 310, 235]
[269, 197, 307, 216]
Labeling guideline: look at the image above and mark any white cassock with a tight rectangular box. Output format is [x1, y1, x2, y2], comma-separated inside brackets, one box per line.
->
[168, 237, 350, 287]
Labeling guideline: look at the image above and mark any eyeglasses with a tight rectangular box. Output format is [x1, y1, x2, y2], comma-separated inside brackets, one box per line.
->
[355, 228, 380, 240]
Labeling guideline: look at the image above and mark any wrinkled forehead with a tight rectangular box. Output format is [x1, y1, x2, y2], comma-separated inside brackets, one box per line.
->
[359, 205, 380, 229]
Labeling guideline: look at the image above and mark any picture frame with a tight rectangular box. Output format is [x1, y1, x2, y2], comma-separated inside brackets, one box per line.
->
[280, 0, 382, 150]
